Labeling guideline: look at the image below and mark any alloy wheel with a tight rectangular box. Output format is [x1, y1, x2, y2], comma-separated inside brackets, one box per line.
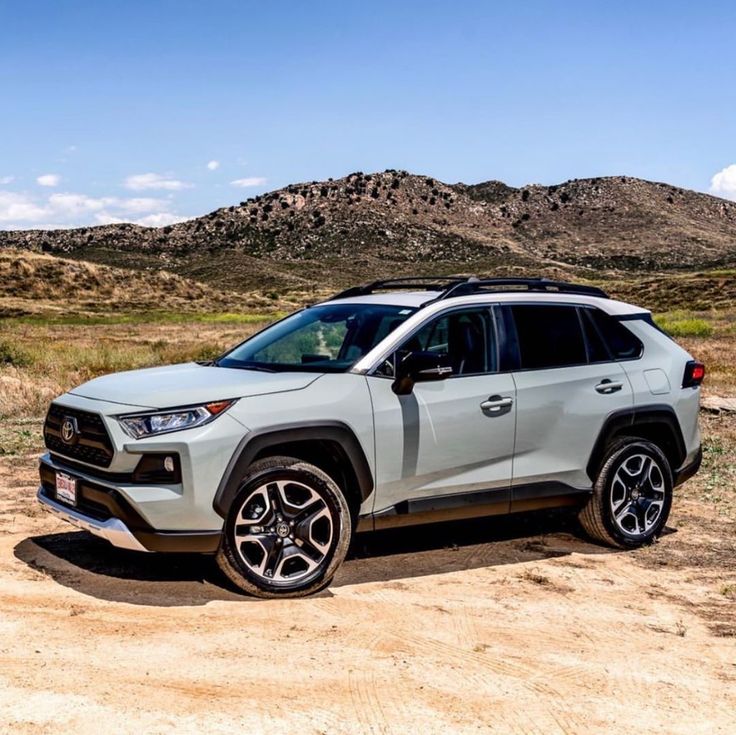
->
[233, 479, 334, 585]
[609, 453, 666, 538]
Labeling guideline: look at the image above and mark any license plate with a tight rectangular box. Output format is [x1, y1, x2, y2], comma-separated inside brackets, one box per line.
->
[55, 472, 77, 506]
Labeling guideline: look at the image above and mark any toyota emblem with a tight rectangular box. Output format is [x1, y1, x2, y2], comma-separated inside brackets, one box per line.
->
[60, 416, 78, 445]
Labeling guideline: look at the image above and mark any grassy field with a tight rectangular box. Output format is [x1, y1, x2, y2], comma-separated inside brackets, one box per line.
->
[1, 305, 734, 467]
[0, 314, 273, 431]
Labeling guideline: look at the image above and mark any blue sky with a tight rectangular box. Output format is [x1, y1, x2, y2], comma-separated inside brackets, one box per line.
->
[1, 0, 735, 229]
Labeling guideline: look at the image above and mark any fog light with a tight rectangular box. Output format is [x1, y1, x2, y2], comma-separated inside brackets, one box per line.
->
[132, 453, 182, 483]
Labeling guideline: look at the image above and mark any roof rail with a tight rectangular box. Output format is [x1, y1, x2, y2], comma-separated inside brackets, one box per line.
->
[330, 276, 470, 300]
[328, 275, 608, 303]
[433, 277, 609, 301]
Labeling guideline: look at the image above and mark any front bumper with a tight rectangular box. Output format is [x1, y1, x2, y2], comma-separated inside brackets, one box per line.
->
[38, 454, 222, 553]
[38, 488, 150, 552]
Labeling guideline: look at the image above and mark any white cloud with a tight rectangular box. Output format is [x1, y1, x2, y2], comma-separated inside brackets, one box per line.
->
[133, 212, 189, 227]
[0, 191, 49, 224]
[710, 164, 736, 201]
[37, 173, 61, 187]
[124, 172, 192, 191]
[231, 177, 267, 188]
[0, 176, 14, 185]
[116, 197, 168, 214]
[48, 193, 113, 215]
[0, 189, 183, 230]
[93, 212, 125, 226]
[207, 160, 220, 171]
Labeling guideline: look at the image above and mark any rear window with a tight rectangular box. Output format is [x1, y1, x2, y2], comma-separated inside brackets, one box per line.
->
[510, 305, 586, 369]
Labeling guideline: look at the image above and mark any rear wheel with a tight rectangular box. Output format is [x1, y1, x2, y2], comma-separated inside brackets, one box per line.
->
[579, 438, 673, 549]
[216, 456, 352, 598]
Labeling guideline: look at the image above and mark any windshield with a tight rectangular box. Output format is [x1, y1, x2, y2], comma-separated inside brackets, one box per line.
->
[217, 303, 417, 373]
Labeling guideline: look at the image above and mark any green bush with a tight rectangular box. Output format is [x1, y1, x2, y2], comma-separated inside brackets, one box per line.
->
[655, 314, 714, 338]
[0, 339, 33, 367]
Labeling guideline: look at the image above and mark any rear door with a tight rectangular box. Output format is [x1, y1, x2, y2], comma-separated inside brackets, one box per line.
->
[503, 303, 634, 504]
[366, 305, 516, 514]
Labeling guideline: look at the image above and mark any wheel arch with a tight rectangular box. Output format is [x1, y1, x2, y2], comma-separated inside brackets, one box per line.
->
[213, 421, 374, 519]
[586, 405, 686, 482]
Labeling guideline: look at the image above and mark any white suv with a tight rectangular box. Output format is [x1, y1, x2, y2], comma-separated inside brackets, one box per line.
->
[38, 277, 703, 597]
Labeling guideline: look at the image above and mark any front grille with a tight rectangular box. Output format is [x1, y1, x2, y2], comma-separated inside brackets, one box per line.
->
[43, 404, 114, 468]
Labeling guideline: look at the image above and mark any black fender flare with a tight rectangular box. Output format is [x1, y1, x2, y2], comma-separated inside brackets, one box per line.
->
[213, 421, 374, 518]
[586, 404, 687, 481]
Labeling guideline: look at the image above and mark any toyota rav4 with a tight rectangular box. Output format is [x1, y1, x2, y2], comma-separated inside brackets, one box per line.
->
[38, 277, 703, 597]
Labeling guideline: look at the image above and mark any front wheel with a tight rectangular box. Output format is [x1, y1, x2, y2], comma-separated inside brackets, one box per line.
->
[216, 456, 352, 598]
[579, 438, 673, 549]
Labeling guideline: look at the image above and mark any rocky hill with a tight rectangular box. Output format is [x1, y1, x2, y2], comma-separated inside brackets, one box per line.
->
[2, 171, 736, 292]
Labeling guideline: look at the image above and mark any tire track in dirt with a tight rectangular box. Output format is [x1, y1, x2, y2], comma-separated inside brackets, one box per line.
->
[385, 632, 588, 732]
[334, 572, 594, 731]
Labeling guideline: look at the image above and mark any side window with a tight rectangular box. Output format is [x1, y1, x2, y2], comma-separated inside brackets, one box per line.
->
[378, 308, 496, 377]
[586, 308, 643, 360]
[510, 305, 586, 369]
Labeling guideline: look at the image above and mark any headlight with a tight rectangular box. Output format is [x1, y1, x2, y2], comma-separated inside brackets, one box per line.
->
[118, 400, 236, 439]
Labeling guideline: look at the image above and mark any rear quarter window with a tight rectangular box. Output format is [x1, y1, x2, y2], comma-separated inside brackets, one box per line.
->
[587, 309, 643, 359]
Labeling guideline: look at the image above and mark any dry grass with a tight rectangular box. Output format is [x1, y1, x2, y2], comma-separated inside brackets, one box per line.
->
[654, 309, 736, 395]
[0, 249, 309, 318]
[0, 318, 270, 422]
[680, 412, 736, 519]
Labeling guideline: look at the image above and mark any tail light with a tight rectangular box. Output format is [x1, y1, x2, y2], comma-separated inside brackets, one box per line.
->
[682, 360, 705, 388]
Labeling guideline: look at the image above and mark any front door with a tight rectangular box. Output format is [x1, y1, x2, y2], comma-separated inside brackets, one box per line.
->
[366, 306, 516, 514]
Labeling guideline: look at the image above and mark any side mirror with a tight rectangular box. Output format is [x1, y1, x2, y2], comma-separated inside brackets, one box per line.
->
[392, 351, 453, 395]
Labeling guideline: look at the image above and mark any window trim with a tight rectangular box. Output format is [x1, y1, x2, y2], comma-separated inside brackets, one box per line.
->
[366, 304, 500, 380]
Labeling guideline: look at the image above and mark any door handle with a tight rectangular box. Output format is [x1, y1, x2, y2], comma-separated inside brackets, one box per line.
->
[480, 395, 513, 412]
[595, 379, 623, 394]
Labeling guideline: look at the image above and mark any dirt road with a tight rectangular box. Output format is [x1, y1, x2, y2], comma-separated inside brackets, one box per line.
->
[1, 449, 735, 735]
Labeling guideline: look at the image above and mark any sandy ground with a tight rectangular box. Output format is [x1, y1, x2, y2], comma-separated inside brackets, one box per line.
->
[1, 452, 735, 735]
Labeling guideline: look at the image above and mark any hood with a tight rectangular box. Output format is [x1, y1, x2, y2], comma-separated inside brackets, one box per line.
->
[70, 362, 323, 409]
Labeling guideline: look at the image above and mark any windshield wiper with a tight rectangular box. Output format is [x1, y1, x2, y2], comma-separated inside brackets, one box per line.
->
[231, 363, 277, 373]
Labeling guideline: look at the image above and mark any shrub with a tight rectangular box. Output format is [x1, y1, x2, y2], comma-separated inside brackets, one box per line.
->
[655, 314, 714, 338]
[0, 340, 32, 367]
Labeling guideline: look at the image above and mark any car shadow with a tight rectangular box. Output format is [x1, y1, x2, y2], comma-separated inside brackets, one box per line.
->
[14, 509, 624, 607]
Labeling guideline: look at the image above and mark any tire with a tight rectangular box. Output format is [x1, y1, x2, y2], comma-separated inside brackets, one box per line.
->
[578, 438, 673, 549]
[215, 456, 352, 598]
